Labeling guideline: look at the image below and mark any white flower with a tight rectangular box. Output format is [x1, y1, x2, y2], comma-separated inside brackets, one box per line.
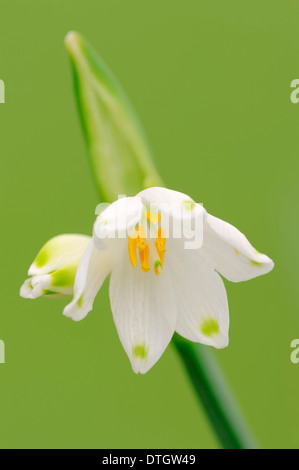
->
[63, 187, 274, 374]
[20, 234, 90, 299]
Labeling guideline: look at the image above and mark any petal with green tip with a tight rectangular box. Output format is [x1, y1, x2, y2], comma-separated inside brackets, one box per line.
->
[202, 214, 274, 282]
[29, 234, 91, 276]
[109, 249, 177, 374]
[168, 238, 229, 349]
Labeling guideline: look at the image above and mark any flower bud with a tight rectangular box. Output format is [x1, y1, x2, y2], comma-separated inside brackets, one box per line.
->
[20, 234, 90, 299]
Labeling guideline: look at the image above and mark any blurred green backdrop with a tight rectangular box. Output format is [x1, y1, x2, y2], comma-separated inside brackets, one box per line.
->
[0, 0, 298, 449]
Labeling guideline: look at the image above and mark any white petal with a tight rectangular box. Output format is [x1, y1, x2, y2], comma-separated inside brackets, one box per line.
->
[109, 251, 178, 374]
[20, 278, 36, 299]
[48, 263, 81, 295]
[202, 213, 274, 282]
[31, 274, 54, 298]
[63, 240, 112, 321]
[93, 196, 144, 245]
[20, 277, 65, 299]
[167, 239, 229, 348]
[138, 187, 205, 248]
[138, 187, 194, 206]
[138, 187, 203, 220]
[28, 234, 91, 276]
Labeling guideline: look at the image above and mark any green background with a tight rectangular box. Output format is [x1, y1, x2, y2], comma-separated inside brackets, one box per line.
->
[0, 0, 298, 449]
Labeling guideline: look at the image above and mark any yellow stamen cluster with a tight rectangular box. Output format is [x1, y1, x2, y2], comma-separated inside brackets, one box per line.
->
[128, 217, 166, 276]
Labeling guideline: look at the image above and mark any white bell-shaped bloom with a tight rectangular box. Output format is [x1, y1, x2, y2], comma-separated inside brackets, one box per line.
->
[63, 188, 274, 374]
[20, 234, 91, 299]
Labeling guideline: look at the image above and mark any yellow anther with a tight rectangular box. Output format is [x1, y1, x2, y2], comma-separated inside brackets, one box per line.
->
[136, 224, 146, 250]
[146, 211, 161, 225]
[148, 239, 162, 276]
[155, 227, 166, 269]
[128, 236, 137, 268]
[139, 244, 150, 273]
[157, 249, 165, 269]
[128, 225, 166, 275]
[155, 227, 166, 246]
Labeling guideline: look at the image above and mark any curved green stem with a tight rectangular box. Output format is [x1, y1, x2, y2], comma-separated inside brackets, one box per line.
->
[173, 334, 257, 449]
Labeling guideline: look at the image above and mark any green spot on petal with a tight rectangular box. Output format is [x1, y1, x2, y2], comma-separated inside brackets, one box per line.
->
[200, 319, 219, 337]
[132, 344, 148, 360]
[51, 264, 77, 288]
[77, 294, 84, 308]
[182, 200, 195, 211]
[154, 260, 161, 268]
[250, 260, 262, 267]
[42, 289, 59, 296]
[35, 248, 49, 268]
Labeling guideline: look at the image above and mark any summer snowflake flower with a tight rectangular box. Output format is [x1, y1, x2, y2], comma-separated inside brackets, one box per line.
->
[57, 187, 273, 374]
[20, 188, 274, 373]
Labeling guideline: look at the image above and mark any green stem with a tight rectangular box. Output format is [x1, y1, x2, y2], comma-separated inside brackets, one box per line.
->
[173, 334, 257, 449]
